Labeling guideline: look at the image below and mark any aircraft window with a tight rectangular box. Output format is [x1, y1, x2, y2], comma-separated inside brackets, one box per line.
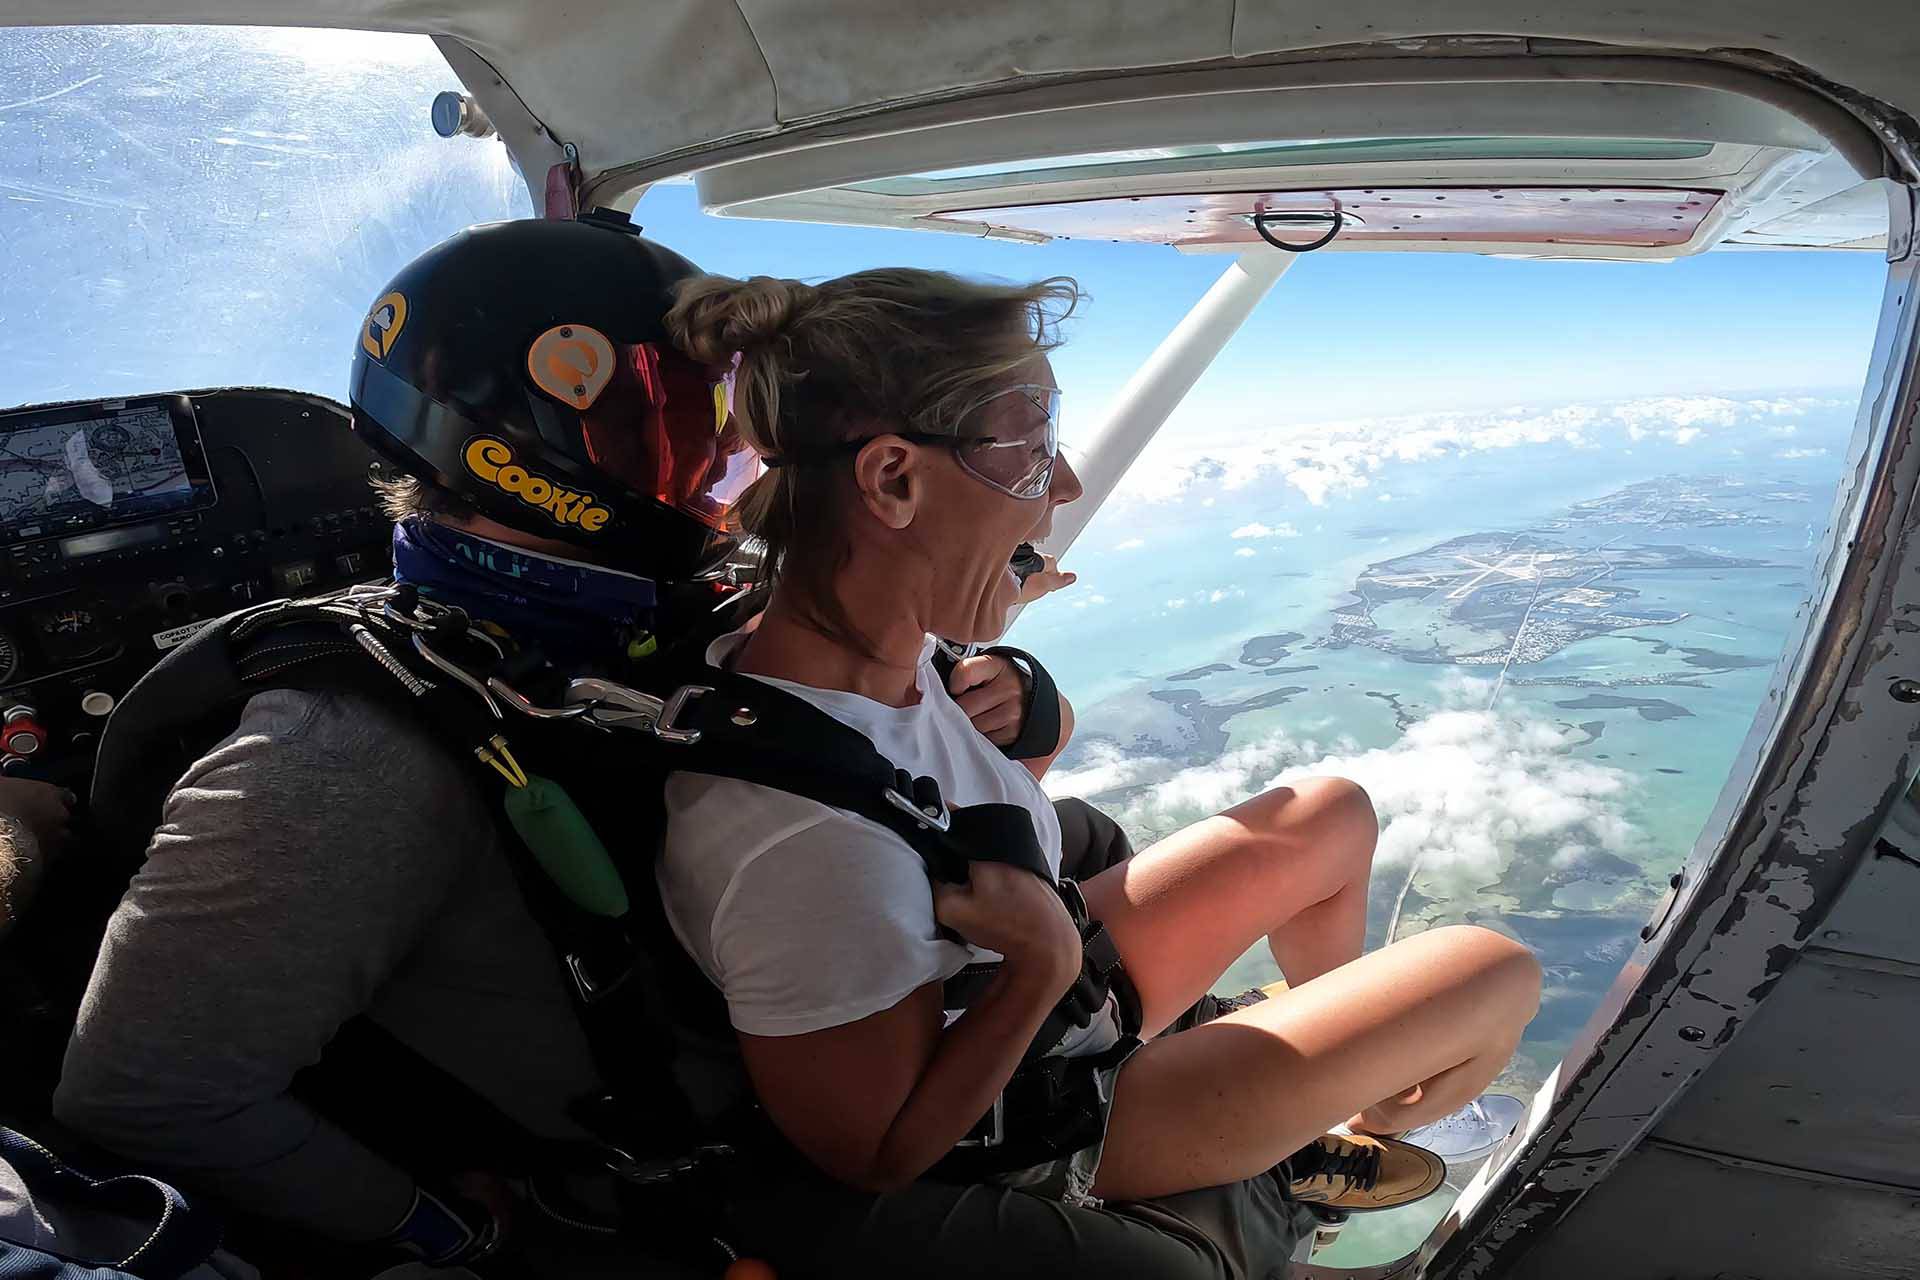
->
[0, 24, 532, 410]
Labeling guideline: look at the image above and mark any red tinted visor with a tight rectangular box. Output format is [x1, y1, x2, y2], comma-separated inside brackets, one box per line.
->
[565, 338, 760, 533]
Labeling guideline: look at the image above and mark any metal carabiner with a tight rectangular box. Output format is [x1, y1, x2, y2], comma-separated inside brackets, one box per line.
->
[488, 677, 596, 722]
[410, 632, 504, 719]
[654, 685, 712, 744]
[563, 678, 668, 731]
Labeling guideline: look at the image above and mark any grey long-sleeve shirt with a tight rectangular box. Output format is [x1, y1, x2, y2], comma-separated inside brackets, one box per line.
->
[55, 688, 604, 1240]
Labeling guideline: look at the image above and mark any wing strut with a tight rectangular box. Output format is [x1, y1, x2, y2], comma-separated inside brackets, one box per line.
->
[1041, 251, 1295, 556]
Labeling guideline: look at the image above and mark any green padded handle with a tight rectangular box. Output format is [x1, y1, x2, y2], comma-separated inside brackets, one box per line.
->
[502, 773, 630, 918]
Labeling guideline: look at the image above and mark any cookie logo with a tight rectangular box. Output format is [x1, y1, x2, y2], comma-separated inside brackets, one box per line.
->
[463, 436, 612, 532]
[527, 324, 616, 410]
[361, 291, 408, 361]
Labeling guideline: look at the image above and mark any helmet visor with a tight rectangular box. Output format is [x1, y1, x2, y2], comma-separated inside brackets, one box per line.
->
[576, 342, 763, 532]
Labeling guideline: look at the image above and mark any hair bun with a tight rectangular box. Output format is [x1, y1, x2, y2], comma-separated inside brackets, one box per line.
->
[668, 274, 820, 364]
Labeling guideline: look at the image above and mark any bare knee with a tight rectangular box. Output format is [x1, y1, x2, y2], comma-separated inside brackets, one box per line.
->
[1426, 924, 1542, 1021]
[1238, 775, 1378, 849]
[1306, 775, 1378, 842]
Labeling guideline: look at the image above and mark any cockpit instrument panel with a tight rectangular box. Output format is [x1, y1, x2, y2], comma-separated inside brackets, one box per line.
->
[0, 388, 390, 790]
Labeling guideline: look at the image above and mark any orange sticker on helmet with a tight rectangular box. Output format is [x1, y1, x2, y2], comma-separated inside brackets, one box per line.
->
[527, 324, 616, 410]
[361, 292, 408, 361]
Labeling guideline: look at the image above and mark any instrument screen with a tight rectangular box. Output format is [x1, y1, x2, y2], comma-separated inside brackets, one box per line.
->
[0, 396, 216, 542]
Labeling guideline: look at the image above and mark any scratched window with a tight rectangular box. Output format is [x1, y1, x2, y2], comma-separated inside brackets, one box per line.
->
[0, 25, 532, 409]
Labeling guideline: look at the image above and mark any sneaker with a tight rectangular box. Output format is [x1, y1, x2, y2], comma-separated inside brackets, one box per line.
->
[1398, 1093, 1528, 1163]
[1170, 980, 1291, 1034]
[1215, 979, 1289, 1013]
[1282, 1134, 1445, 1212]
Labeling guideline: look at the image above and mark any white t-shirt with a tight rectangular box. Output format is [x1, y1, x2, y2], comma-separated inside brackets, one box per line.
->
[658, 630, 1068, 1039]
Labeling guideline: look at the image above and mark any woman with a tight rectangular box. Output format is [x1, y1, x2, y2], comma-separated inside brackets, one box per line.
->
[659, 269, 1541, 1277]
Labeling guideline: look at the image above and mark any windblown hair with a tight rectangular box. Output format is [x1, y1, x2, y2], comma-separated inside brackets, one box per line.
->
[366, 468, 474, 524]
[666, 267, 1080, 645]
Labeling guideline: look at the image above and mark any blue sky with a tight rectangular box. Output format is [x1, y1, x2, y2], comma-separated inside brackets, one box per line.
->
[634, 182, 1889, 444]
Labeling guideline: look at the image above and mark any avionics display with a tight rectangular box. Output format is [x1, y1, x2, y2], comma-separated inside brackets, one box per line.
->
[0, 396, 217, 542]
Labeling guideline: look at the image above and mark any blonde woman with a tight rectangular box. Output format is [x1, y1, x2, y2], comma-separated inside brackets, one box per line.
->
[658, 269, 1541, 1277]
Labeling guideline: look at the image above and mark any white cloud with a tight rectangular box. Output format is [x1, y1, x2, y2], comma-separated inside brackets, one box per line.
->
[1231, 521, 1300, 540]
[1234, 547, 1258, 558]
[1113, 394, 1848, 506]
[1776, 447, 1828, 460]
[1049, 684, 1642, 903]
[1115, 537, 1146, 551]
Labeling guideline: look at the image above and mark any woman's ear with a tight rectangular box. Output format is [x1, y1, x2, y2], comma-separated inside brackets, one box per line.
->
[851, 435, 920, 530]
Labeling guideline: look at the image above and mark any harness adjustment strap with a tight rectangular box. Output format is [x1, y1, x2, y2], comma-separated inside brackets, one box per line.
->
[981, 645, 1061, 761]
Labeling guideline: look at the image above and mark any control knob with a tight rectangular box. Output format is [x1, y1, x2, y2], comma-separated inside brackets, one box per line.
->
[3, 705, 46, 756]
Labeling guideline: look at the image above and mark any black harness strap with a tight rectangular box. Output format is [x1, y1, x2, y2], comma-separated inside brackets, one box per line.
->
[984, 646, 1062, 762]
[92, 593, 706, 1181]
[653, 669, 1055, 886]
[649, 661, 1147, 1176]
[97, 589, 1139, 1187]
[927, 643, 1063, 762]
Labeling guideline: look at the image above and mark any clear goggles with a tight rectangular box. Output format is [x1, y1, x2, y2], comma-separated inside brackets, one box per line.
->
[759, 383, 1063, 500]
[939, 383, 1063, 500]
[860, 384, 1063, 500]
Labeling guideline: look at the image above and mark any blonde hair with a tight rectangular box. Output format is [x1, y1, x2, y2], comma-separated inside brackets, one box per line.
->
[667, 267, 1080, 641]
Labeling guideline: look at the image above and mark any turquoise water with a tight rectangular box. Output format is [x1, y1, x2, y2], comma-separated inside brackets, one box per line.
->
[1008, 400, 1856, 1263]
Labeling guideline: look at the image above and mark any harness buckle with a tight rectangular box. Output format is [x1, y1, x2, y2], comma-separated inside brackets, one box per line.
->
[882, 785, 952, 833]
[951, 1090, 1006, 1149]
[564, 952, 630, 1005]
[655, 685, 712, 744]
[604, 1143, 737, 1187]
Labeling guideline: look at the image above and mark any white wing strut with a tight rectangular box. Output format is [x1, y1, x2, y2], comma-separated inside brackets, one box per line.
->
[1040, 251, 1295, 558]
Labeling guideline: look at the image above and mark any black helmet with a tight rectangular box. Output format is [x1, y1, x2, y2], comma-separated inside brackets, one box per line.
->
[348, 209, 757, 579]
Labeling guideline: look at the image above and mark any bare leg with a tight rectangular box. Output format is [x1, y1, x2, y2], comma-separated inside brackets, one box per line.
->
[1093, 925, 1541, 1201]
[1080, 777, 1377, 1034]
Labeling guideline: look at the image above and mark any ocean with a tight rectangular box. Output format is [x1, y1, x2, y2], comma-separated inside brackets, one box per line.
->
[1007, 394, 1857, 1261]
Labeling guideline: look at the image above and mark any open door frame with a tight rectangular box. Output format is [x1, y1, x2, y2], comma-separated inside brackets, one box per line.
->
[1396, 179, 1920, 1278]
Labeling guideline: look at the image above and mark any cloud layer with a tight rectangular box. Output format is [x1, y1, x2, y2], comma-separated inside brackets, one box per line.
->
[1116, 394, 1846, 507]
[1048, 679, 1642, 911]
